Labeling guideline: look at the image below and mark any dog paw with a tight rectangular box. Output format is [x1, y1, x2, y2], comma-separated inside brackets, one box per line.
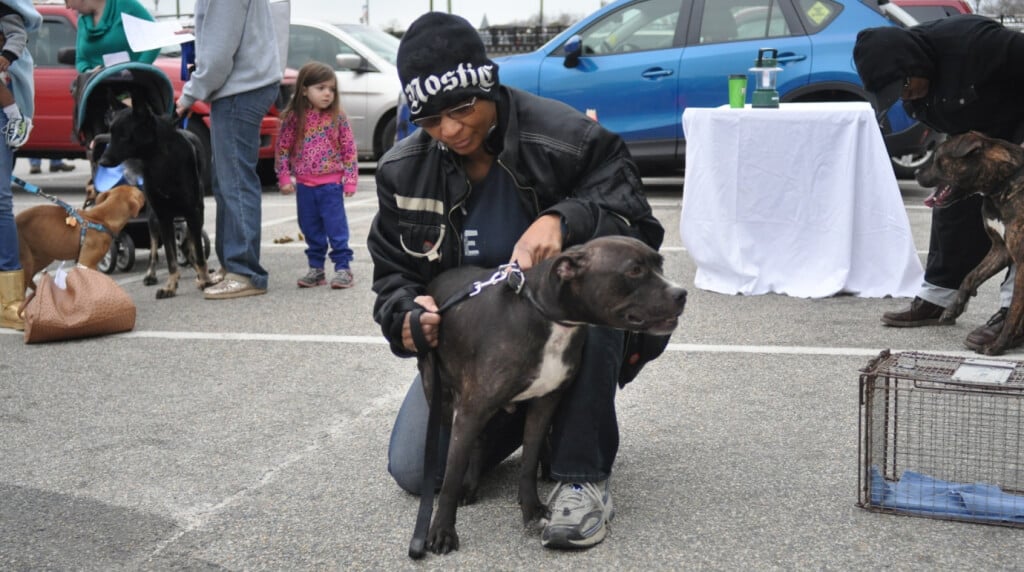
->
[426, 526, 459, 555]
[983, 343, 1007, 357]
[143, 275, 158, 286]
[520, 502, 549, 527]
[155, 289, 177, 300]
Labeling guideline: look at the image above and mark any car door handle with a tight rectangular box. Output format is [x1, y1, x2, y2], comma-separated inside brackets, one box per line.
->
[776, 53, 808, 63]
[641, 67, 674, 79]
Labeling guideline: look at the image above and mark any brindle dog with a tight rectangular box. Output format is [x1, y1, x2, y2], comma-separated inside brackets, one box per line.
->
[916, 131, 1024, 355]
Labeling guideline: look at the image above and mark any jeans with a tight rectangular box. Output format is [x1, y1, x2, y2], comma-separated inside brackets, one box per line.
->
[0, 114, 18, 270]
[209, 83, 278, 289]
[388, 326, 624, 494]
[296, 182, 353, 270]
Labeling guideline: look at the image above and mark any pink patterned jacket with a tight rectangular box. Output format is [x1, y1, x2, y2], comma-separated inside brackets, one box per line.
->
[275, 108, 358, 193]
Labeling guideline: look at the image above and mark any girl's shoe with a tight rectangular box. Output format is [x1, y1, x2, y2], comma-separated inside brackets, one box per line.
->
[331, 269, 353, 289]
[297, 267, 326, 288]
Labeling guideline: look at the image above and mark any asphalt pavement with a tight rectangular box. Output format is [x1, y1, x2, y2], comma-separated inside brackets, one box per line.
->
[3, 158, 1024, 571]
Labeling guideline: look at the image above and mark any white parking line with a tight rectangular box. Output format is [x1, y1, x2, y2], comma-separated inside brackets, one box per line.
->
[0, 328, 999, 358]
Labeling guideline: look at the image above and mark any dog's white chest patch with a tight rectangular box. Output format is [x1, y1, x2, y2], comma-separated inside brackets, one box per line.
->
[512, 325, 576, 402]
[986, 217, 1007, 240]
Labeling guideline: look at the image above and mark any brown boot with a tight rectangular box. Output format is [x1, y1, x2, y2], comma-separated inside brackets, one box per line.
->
[881, 296, 947, 327]
[964, 308, 1024, 352]
[0, 269, 25, 331]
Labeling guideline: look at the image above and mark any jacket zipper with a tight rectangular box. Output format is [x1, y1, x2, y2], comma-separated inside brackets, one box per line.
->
[497, 158, 540, 215]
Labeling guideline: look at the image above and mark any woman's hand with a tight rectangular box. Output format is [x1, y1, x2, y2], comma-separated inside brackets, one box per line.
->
[510, 214, 563, 270]
[402, 295, 440, 352]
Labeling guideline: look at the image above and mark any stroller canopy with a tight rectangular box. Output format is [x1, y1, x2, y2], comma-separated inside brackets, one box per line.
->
[73, 62, 175, 145]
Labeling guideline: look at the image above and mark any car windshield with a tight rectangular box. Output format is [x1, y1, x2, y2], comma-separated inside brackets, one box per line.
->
[337, 24, 399, 65]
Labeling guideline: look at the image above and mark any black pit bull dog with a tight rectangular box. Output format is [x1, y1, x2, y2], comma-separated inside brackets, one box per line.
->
[917, 131, 1024, 355]
[99, 107, 214, 299]
[414, 235, 686, 556]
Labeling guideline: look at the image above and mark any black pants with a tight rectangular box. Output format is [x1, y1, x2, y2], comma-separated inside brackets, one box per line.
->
[924, 194, 991, 290]
[387, 326, 625, 493]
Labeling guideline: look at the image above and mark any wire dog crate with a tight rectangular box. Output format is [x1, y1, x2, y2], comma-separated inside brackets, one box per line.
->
[858, 350, 1024, 527]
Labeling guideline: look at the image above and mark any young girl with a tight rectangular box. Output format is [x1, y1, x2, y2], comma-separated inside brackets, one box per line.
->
[276, 61, 358, 289]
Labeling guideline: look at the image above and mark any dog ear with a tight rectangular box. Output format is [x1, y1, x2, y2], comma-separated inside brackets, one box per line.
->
[93, 190, 111, 206]
[554, 247, 587, 282]
[950, 132, 985, 158]
[127, 187, 146, 216]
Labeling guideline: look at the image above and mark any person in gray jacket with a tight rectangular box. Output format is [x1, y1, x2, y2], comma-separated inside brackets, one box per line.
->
[368, 12, 664, 550]
[175, 0, 281, 299]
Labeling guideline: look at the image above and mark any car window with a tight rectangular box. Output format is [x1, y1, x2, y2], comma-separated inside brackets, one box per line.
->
[30, 16, 77, 67]
[577, 0, 682, 55]
[734, 2, 793, 40]
[338, 24, 399, 66]
[793, 0, 843, 33]
[900, 5, 957, 22]
[288, 25, 358, 71]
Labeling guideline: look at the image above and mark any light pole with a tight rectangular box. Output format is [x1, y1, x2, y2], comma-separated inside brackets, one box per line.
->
[540, 0, 544, 26]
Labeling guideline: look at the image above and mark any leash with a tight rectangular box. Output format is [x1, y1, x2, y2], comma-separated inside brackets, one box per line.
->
[11, 175, 115, 248]
[407, 261, 535, 559]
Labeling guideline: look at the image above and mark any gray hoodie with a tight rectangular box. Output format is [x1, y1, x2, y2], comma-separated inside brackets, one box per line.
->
[178, 0, 281, 109]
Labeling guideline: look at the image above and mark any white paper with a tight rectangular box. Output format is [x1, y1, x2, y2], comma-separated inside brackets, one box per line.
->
[122, 13, 195, 53]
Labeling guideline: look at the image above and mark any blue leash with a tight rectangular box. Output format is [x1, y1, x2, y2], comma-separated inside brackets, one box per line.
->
[11, 174, 114, 246]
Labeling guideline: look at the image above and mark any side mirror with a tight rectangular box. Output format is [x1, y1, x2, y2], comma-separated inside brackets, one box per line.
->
[57, 47, 76, 66]
[335, 54, 364, 72]
[563, 35, 582, 69]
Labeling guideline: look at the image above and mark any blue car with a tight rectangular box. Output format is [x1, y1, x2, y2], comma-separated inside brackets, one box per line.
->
[401, 0, 936, 178]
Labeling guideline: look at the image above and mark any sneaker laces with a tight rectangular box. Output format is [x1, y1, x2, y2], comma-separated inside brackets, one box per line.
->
[546, 482, 605, 518]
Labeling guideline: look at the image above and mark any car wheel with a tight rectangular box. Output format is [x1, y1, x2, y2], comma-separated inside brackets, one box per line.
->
[891, 149, 933, 180]
[184, 117, 215, 196]
[376, 114, 396, 159]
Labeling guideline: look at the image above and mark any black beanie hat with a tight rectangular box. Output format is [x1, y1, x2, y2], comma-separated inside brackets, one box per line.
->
[398, 12, 500, 119]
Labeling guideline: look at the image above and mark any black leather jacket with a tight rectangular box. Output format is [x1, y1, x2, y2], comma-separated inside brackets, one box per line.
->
[368, 86, 665, 356]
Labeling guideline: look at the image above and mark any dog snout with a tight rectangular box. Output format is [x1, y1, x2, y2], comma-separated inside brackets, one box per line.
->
[671, 286, 687, 312]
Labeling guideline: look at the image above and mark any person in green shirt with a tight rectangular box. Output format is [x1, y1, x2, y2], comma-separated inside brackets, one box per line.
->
[66, 0, 159, 72]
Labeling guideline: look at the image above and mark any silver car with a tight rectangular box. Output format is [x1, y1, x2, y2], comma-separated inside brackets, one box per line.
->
[288, 20, 401, 161]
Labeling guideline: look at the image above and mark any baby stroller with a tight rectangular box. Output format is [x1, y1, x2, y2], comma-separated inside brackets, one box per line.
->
[73, 62, 211, 274]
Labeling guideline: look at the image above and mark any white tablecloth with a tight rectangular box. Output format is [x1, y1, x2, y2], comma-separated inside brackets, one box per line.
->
[680, 101, 923, 298]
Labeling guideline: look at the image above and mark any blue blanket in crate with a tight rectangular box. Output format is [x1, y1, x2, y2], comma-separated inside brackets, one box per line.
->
[870, 466, 1024, 523]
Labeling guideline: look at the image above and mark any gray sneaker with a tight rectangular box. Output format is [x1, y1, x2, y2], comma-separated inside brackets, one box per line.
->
[297, 267, 326, 288]
[330, 268, 353, 289]
[541, 480, 613, 549]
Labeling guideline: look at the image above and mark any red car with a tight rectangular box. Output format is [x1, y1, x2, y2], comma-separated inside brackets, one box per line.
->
[892, 0, 973, 21]
[21, 3, 291, 181]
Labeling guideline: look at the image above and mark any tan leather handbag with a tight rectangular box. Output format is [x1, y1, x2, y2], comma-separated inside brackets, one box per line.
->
[21, 265, 136, 344]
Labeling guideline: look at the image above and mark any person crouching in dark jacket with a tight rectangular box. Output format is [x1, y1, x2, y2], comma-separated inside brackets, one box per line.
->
[367, 12, 664, 550]
[853, 14, 1024, 352]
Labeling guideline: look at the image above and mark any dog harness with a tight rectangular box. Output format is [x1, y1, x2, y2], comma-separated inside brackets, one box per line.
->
[11, 175, 115, 249]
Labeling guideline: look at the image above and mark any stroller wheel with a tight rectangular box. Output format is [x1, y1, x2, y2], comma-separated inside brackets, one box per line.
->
[114, 234, 135, 271]
[174, 223, 212, 265]
[98, 237, 118, 274]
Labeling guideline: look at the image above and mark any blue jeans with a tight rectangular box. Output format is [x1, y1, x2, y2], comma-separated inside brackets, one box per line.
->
[296, 182, 353, 270]
[209, 83, 278, 289]
[0, 114, 18, 271]
[387, 326, 624, 493]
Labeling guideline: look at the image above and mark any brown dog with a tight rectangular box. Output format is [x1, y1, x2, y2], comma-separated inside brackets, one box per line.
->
[16, 185, 146, 292]
[916, 131, 1024, 354]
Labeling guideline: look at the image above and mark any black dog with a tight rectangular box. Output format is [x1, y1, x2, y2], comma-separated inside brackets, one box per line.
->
[416, 235, 686, 555]
[916, 131, 1024, 354]
[100, 107, 213, 298]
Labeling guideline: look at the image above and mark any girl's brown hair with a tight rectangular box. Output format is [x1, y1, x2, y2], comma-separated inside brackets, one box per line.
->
[281, 61, 342, 158]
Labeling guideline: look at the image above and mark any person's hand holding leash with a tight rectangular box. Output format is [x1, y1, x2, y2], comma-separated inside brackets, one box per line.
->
[403, 295, 441, 352]
[511, 214, 563, 270]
